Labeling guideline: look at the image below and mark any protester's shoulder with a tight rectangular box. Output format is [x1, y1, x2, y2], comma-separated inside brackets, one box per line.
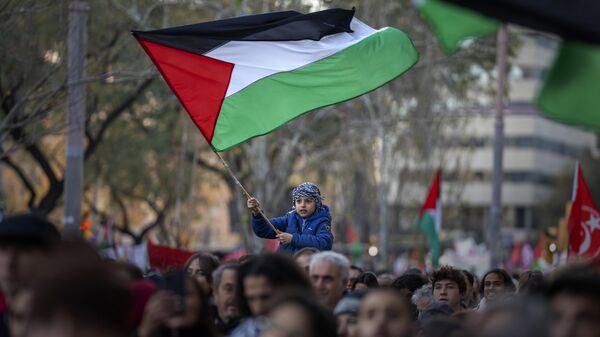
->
[230, 318, 261, 337]
[315, 205, 332, 220]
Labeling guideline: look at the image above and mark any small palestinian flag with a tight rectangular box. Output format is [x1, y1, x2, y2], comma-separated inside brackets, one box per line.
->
[133, 8, 418, 151]
[418, 170, 442, 267]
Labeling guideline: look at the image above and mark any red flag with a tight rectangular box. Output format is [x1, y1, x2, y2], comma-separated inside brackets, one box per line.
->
[568, 164, 600, 258]
[345, 220, 357, 244]
[263, 239, 279, 252]
[147, 239, 194, 270]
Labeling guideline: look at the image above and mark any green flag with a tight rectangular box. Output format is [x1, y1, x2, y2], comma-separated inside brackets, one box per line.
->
[416, 0, 500, 53]
[537, 41, 600, 132]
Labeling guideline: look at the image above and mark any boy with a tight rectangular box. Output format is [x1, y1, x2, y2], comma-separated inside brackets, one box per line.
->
[246, 182, 333, 253]
[431, 265, 467, 313]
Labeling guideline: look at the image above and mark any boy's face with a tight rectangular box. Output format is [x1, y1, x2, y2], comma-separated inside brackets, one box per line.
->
[295, 197, 316, 218]
[433, 279, 462, 311]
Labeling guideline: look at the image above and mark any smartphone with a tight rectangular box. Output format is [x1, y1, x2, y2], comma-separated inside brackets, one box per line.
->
[161, 270, 186, 314]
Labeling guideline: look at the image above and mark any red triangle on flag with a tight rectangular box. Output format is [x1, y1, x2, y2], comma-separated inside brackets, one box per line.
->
[135, 38, 234, 144]
[568, 164, 600, 258]
[419, 170, 441, 217]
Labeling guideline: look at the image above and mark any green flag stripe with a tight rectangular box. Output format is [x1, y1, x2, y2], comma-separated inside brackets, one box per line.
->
[211, 27, 419, 151]
[418, 211, 441, 267]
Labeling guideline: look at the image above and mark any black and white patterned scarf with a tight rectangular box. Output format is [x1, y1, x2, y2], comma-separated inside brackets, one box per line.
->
[291, 182, 323, 209]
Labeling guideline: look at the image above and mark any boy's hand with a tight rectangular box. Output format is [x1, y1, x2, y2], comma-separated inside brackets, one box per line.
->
[247, 197, 260, 215]
[276, 232, 292, 244]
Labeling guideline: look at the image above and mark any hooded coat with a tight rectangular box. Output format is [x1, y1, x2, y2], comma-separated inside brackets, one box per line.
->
[251, 205, 333, 253]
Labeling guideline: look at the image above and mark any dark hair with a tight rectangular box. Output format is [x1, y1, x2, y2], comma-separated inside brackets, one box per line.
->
[462, 269, 477, 287]
[391, 273, 429, 295]
[361, 287, 413, 317]
[184, 252, 220, 284]
[546, 263, 600, 301]
[352, 272, 379, 289]
[0, 213, 60, 247]
[350, 265, 364, 273]
[30, 242, 132, 334]
[419, 317, 466, 337]
[518, 270, 546, 295]
[480, 269, 516, 294]
[268, 289, 337, 337]
[431, 266, 467, 295]
[110, 260, 144, 281]
[294, 247, 320, 258]
[238, 254, 257, 265]
[235, 253, 313, 317]
[184, 277, 219, 337]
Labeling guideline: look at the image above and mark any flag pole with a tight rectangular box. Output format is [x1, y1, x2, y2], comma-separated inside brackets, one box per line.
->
[213, 150, 280, 234]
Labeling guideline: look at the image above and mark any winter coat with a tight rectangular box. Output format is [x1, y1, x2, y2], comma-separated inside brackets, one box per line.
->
[251, 205, 333, 253]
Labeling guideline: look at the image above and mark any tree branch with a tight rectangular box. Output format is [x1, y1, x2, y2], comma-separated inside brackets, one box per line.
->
[1, 156, 36, 208]
[85, 77, 154, 160]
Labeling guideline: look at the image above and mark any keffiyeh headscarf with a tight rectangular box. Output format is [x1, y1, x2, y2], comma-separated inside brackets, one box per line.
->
[292, 182, 323, 209]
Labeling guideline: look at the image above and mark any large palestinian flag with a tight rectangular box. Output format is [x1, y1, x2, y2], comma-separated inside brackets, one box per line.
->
[133, 8, 419, 151]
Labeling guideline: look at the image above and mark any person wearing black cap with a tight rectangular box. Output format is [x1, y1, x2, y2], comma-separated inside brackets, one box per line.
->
[0, 213, 60, 336]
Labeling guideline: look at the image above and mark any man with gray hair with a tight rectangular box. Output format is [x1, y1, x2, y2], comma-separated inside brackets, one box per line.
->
[211, 262, 241, 335]
[309, 251, 350, 310]
[411, 284, 433, 317]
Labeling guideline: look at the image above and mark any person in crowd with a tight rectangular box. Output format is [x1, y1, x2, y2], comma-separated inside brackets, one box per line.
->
[247, 182, 333, 253]
[0, 213, 60, 336]
[471, 296, 548, 337]
[347, 265, 364, 290]
[478, 268, 516, 310]
[411, 284, 433, 317]
[419, 317, 466, 337]
[183, 251, 220, 292]
[109, 260, 145, 282]
[231, 253, 313, 337]
[25, 242, 133, 337]
[138, 270, 218, 337]
[334, 292, 364, 337]
[211, 262, 241, 335]
[358, 287, 415, 337]
[7, 290, 32, 337]
[518, 270, 545, 295]
[260, 290, 337, 337]
[309, 251, 350, 310]
[462, 269, 480, 309]
[391, 273, 429, 299]
[352, 272, 379, 291]
[392, 272, 430, 319]
[431, 265, 467, 313]
[417, 302, 455, 325]
[377, 272, 395, 287]
[130, 279, 159, 333]
[546, 262, 600, 337]
[293, 247, 319, 273]
[0, 213, 60, 300]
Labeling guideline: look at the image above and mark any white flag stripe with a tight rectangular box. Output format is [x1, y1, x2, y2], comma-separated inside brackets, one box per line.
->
[435, 198, 442, 234]
[205, 19, 378, 97]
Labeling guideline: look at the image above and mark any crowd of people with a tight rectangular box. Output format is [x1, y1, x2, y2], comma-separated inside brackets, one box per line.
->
[1, 212, 600, 337]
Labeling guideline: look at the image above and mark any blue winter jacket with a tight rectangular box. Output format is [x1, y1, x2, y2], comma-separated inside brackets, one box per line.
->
[251, 205, 333, 253]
